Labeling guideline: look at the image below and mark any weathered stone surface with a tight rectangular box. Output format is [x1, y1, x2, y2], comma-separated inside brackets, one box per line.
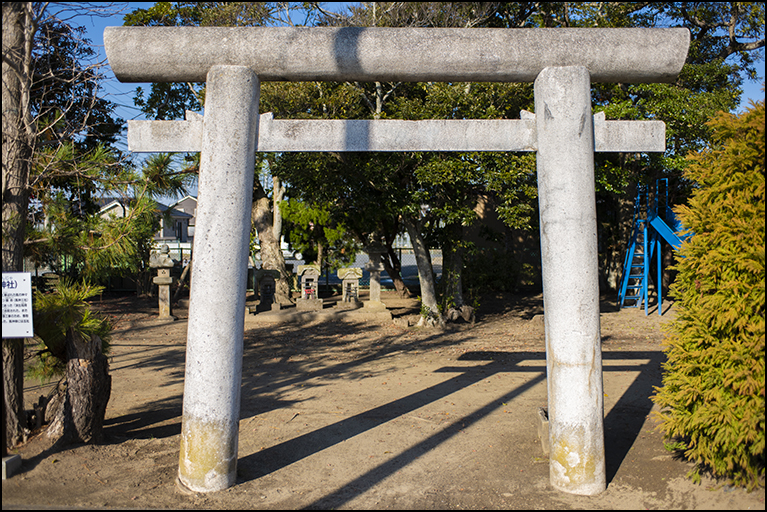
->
[179, 65, 259, 493]
[535, 66, 606, 496]
[337, 267, 363, 280]
[105, 26, 689, 84]
[257, 116, 536, 153]
[129, 112, 664, 154]
[128, 111, 202, 153]
[296, 298, 324, 311]
[149, 244, 175, 268]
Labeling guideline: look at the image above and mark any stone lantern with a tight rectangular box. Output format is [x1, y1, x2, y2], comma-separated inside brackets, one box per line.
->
[149, 244, 176, 320]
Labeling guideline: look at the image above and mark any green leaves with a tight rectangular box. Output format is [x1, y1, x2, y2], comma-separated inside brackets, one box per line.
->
[29, 280, 112, 381]
[652, 100, 765, 491]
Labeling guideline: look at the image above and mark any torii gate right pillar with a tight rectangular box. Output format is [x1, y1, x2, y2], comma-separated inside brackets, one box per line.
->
[535, 66, 605, 494]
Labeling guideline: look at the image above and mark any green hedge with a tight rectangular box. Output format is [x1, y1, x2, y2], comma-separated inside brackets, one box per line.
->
[652, 100, 765, 490]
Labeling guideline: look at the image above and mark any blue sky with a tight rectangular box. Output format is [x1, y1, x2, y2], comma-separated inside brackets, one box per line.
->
[56, 2, 765, 201]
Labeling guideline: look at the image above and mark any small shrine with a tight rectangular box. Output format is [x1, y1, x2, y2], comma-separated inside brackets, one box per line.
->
[255, 269, 281, 312]
[296, 264, 322, 311]
[337, 267, 362, 309]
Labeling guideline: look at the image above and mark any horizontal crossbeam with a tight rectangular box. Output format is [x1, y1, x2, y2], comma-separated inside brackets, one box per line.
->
[127, 112, 665, 153]
[105, 26, 689, 84]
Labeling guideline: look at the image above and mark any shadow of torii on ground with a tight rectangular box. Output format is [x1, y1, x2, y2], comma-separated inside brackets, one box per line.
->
[236, 349, 663, 509]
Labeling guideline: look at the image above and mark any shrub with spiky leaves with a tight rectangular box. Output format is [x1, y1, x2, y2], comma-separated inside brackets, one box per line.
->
[28, 280, 111, 382]
[652, 99, 765, 490]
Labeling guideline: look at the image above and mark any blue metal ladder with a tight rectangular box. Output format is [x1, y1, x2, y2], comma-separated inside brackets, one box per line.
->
[618, 187, 650, 311]
[618, 179, 689, 315]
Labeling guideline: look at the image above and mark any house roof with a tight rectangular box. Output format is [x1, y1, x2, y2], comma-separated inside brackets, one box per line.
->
[98, 197, 192, 219]
[156, 202, 193, 219]
[170, 195, 198, 208]
[96, 196, 130, 210]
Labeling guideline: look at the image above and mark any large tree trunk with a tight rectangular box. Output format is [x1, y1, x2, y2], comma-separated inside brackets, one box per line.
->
[441, 223, 475, 323]
[403, 216, 444, 328]
[252, 180, 291, 304]
[381, 244, 413, 298]
[3, 2, 34, 449]
[172, 258, 192, 303]
[48, 331, 111, 445]
[3, 340, 25, 448]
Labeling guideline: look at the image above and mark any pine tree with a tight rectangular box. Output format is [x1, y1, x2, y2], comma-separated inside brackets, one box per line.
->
[652, 99, 765, 490]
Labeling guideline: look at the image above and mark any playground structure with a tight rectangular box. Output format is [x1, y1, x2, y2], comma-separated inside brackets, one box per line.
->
[618, 178, 691, 315]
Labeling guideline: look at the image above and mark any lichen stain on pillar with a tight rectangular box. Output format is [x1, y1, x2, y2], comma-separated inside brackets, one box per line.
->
[178, 417, 238, 492]
[550, 426, 605, 496]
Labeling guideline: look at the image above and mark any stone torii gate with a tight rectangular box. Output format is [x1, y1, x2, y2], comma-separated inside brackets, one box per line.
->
[105, 26, 689, 496]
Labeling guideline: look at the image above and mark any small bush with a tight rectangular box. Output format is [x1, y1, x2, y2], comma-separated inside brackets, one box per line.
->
[462, 247, 522, 293]
[652, 100, 765, 490]
[28, 280, 112, 382]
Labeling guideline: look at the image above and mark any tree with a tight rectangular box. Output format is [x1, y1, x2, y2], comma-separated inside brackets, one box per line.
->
[3, 2, 193, 448]
[3, 0, 35, 450]
[304, 2, 542, 325]
[280, 198, 359, 271]
[32, 280, 113, 445]
[124, 2, 327, 306]
[555, 2, 764, 290]
[652, 98, 765, 490]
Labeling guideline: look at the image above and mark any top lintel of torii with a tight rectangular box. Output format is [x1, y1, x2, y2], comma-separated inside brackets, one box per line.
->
[104, 26, 690, 84]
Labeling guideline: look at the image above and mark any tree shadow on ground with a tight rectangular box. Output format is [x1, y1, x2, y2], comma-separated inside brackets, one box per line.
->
[238, 319, 478, 419]
[61, 291, 664, 506]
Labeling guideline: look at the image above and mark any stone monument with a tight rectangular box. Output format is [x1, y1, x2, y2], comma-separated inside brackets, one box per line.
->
[254, 268, 281, 312]
[105, 25, 689, 495]
[296, 264, 322, 311]
[364, 243, 387, 311]
[337, 267, 362, 309]
[148, 244, 176, 320]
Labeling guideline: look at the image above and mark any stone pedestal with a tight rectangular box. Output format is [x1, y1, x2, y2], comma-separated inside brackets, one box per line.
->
[149, 245, 176, 320]
[2, 454, 21, 480]
[364, 244, 387, 311]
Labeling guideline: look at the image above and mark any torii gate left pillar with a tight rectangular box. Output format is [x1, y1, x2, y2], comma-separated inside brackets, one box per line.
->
[177, 65, 259, 491]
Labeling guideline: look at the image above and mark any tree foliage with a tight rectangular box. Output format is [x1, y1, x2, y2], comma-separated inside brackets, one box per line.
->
[120, 2, 764, 317]
[652, 99, 765, 490]
[3, 2, 196, 448]
[22, 6, 195, 283]
[29, 280, 111, 382]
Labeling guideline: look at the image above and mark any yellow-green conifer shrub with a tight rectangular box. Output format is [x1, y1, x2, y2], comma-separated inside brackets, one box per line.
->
[652, 99, 765, 490]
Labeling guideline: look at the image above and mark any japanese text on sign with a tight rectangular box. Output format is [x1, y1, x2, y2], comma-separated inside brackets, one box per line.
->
[2, 272, 34, 338]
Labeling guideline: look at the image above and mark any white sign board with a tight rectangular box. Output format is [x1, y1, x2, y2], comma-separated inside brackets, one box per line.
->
[2, 272, 34, 338]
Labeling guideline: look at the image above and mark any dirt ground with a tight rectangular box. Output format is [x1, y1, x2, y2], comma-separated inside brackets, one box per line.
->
[3, 290, 765, 510]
